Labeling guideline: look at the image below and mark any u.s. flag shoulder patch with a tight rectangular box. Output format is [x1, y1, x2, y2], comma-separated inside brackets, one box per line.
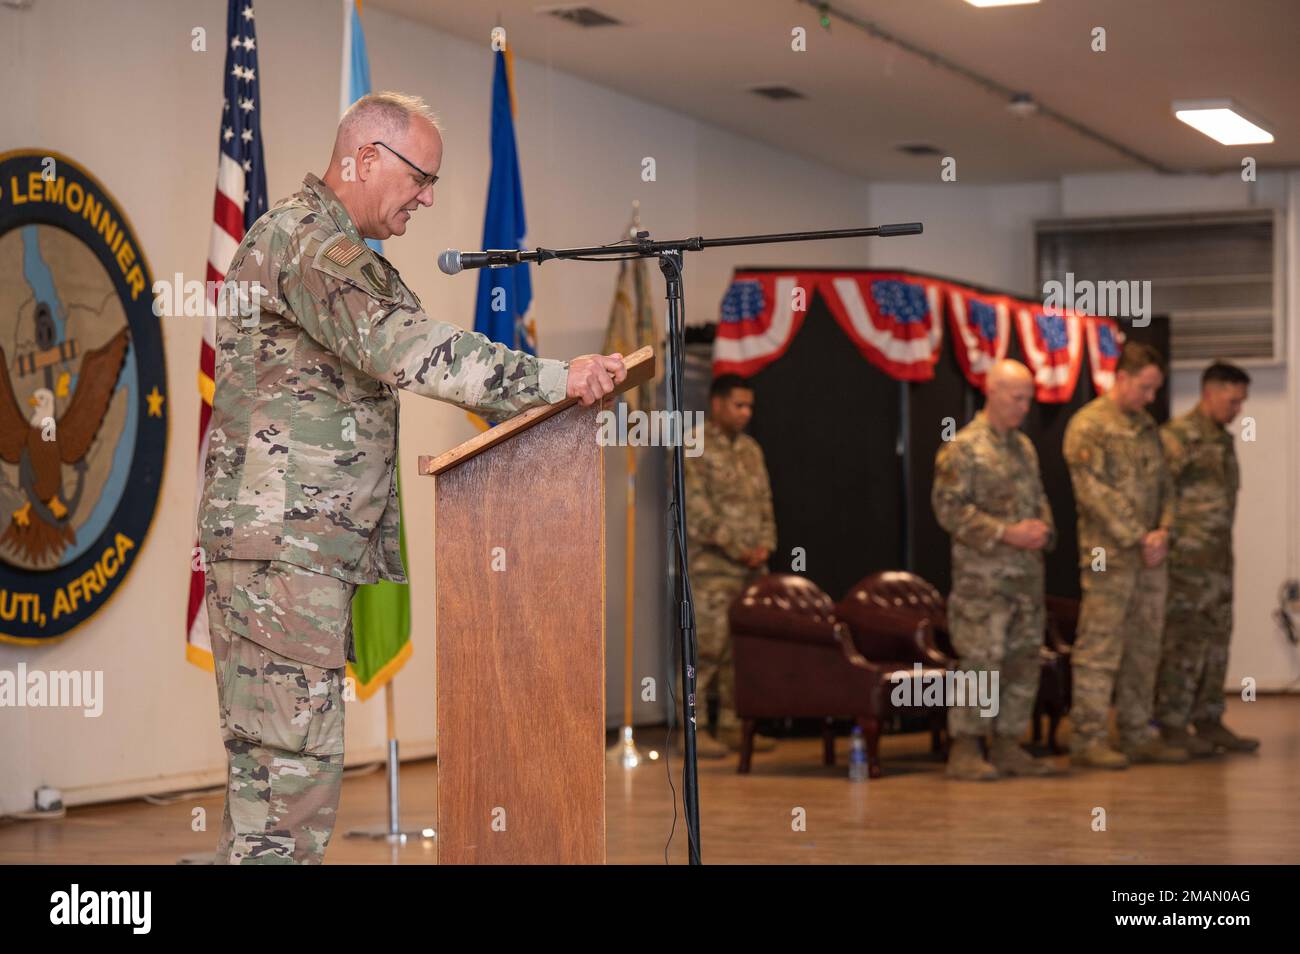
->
[322, 235, 365, 268]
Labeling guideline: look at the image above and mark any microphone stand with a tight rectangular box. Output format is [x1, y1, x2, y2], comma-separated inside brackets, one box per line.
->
[464, 222, 922, 865]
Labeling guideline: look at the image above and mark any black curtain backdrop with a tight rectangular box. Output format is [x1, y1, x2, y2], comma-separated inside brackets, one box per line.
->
[906, 319, 973, 595]
[745, 295, 903, 604]
[733, 268, 1169, 604]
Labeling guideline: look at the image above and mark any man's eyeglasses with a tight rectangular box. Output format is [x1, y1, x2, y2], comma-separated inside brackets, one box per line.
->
[369, 141, 439, 188]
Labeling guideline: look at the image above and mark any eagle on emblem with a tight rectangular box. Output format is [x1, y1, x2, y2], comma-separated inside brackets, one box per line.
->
[0, 327, 131, 564]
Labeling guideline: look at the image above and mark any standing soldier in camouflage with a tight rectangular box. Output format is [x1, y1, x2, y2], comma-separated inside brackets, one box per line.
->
[682, 374, 778, 757]
[932, 360, 1065, 780]
[1063, 342, 1186, 769]
[198, 92, 626, 864]
[1156, 362, 1258, 754]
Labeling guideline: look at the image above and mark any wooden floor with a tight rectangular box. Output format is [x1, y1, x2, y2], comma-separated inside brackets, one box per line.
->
[3, 697, 1296, 865]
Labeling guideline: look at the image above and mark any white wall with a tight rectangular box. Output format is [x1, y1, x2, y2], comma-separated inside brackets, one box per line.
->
[869, 172, 1300, 696]
[868, 181, 1061, 294]
[0, 0, 871, 812]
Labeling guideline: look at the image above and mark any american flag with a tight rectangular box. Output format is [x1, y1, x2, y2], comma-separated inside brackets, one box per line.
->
[186, 0, 267, 668]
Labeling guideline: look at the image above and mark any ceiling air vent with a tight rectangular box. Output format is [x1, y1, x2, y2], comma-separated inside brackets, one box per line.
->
[896, 143, 943, 156]
[537, 5, 623, 27]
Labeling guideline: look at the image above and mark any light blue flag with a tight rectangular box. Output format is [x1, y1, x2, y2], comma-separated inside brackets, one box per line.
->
[342, 0, 382, 254]
[340, 0, 411, 699]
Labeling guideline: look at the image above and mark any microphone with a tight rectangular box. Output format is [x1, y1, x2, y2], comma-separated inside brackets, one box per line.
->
[438, 249, 528, 275]
[878, 222, 923, 237]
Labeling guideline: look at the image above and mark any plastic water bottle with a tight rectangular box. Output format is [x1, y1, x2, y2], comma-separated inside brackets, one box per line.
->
[849, 726, 869, 782]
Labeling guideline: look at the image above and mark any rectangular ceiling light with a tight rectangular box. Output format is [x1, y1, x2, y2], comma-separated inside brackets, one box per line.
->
[963, 0, 1040, 7]
[1173, 99, 1274, 145]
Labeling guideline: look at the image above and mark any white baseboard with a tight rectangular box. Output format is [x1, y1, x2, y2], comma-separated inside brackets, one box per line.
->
[53, 741, 440, 810]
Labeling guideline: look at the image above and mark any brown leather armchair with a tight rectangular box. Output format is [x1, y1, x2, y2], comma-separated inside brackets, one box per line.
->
[835, 571, 958, 761]
[839, 571, 1078, 756]
[729, 574, 906, 778]
[836, 570, 955, 661]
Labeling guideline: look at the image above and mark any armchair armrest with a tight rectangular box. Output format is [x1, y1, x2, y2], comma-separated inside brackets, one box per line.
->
[834, 602, 954, 667]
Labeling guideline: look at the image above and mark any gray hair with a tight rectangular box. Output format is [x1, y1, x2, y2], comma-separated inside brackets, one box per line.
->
[334, 91, 441, 157]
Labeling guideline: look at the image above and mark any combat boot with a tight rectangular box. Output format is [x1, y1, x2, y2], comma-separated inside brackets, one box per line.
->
[1122, 735, 1190, 764]
[1194, 718, 1260, 753]
[1070, 741, 1129, 770]
[1160, 723, 1216, 758]
[990, 736, 1066, 776]
[946, 737, 1000, 781]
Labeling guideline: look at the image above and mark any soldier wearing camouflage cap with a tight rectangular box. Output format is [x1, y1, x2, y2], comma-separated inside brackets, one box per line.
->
[681, 375, 778, 758]
[1063, 342, 1186, 769]
[932, 360, 1066, 781]
[198, 92, 626, 864]
[1155, 361, 1258, 754]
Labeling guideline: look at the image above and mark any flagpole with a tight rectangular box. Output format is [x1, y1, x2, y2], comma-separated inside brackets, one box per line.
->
[384, 685, 399, 835]
[339, 0, 431, 850]
[624, 444, 636, 723]
[613, 442, 641, 769]
[611, 204, 645, 771]
[344, 682, 435, 845]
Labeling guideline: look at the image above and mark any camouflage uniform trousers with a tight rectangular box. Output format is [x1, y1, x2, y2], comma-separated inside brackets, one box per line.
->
[1155, 564, 1232, 728]
[946, 590, 1043, 740]
[205, 559, 353, 864]
[1070, 560, 1168, 751]
[679, 569, 755, 734]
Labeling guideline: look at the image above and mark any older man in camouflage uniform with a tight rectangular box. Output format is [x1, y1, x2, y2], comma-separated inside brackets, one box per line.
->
[682, 374, 778, 757]
[198, 92, 626, 863]
[1063, 342, 1186, 769]
[932, 360, 1065, 780]
[1156, 361, 1258, 754]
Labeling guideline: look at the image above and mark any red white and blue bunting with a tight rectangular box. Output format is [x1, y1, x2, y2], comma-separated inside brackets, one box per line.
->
[820, 273, 944, 382]
[715, 271, 943, 382]
[715, 269, 1124, 403]
[1013, 306, 1085, 403]
[1084, 315, 1126, 394]
[946, 287, 1012, 391]
[714, 273, 810, 377]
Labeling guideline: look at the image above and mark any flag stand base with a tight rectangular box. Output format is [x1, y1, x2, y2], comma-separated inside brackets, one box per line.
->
[606, 724, 643, 769]
[344, 739, 435, 842]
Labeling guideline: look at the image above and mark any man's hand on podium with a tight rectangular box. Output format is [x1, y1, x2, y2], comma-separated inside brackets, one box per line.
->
[566, 353, 628, 406]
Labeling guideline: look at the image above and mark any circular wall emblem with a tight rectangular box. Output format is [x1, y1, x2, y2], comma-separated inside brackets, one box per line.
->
[0, 150, 167, 643]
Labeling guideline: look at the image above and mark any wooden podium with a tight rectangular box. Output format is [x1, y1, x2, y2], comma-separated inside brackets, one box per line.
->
[418, 346, 655, 864]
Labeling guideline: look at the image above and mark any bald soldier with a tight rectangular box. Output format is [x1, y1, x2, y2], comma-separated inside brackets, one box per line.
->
[932, 360, 1065, 780]
[1155, 361, 1258, 754]
[1063, 342, 1186, 769]
[198, 92, 627, 864]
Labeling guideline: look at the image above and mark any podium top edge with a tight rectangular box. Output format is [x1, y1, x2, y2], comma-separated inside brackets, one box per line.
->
[418, 345, 657, 477]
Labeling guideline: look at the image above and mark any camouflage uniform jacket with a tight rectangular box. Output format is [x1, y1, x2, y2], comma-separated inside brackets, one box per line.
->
[198, 173, 569, 584]
[1161, 405, 1239, 570]
[932, 411, 1055, 597]
[1063, 394, 1174, 569]
[685, 419, 777, 577]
